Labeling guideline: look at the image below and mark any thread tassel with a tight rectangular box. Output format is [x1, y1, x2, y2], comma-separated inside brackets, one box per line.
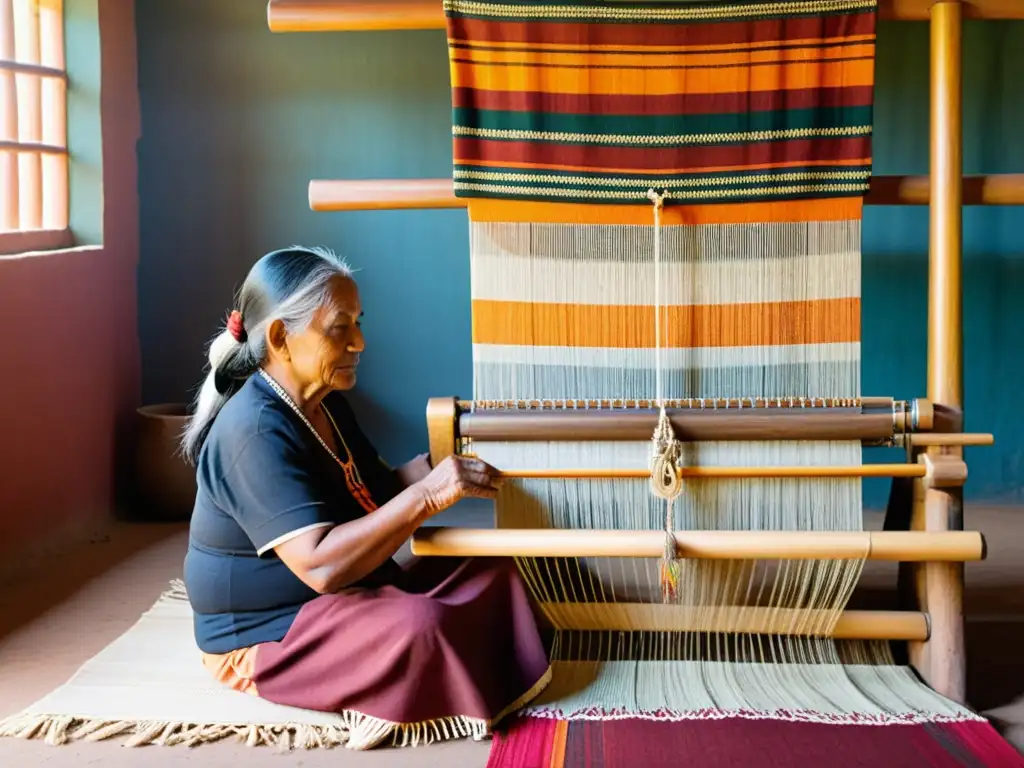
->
[646, 188, 684, 602]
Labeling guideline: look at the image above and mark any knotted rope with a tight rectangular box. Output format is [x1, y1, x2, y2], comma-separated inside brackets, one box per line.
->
[647, 188, 683, 602]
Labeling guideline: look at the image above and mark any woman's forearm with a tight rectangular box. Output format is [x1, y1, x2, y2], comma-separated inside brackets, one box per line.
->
[275, 454, 497, 594]
[283, 484, 431, 593]
[395, 453, 432, 488]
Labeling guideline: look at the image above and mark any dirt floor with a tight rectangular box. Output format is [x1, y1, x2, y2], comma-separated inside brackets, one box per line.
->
[2, 506, 1023, 765]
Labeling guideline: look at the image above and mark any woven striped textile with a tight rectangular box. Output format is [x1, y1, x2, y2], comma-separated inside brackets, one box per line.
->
[445, 0, 877, 205]
[467, 198, 863, 401]
[444, 0, 875, 403]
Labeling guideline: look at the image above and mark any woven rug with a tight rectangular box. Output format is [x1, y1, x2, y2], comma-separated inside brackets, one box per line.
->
[487, 714, 1024, 767]
[0, 580, 469, 750]
[4, 578, 1021, 763]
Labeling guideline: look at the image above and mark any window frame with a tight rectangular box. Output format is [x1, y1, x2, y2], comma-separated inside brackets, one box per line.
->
[0, 0, 71, 257]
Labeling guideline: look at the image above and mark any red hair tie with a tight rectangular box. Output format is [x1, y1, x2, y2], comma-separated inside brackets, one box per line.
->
[227, 310, 246, 343]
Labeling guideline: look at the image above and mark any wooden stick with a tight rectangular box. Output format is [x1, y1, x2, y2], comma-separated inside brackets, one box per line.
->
[883, 0, 1024, 19]
[310, 179, 465, 211]
[495, 464, 928, 480]
[268, 0, 444, 32]
[268, 0, 1024, 33]
[308, 175, 1024, 212]
[869, 173, 1024, 205]
[540, 603, 930, 641]
[911, 0, 966, 706]
[908, 433, 993, 447]
[411, 528, 986, 562]
[463, 397, 896, 410]
[461, 409, 895, 443]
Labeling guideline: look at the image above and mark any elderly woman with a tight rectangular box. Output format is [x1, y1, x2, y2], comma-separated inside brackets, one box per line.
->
[180, 246, 550, 750]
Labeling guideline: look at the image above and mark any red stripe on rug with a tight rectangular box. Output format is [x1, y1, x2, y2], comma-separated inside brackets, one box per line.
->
[487, 716, 561, 768]
[454, 135, 873, 174]
[451, 85, 876, 116]
[943, 721, 1024, 766]
[449, 13, 875, 49]
[489, 716, 1024, 767]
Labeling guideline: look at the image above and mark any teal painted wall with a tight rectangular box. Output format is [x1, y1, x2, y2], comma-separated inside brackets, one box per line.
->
[134, 2, 1024, 508]
[65, 0, 104, 245]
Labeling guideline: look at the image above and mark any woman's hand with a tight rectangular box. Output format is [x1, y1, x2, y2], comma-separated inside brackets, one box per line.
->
[414, 455, 502, 515]
[275, 455, 502, 595]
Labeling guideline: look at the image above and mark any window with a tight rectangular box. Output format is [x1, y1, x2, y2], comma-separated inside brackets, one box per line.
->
[0, 0, 69, 255]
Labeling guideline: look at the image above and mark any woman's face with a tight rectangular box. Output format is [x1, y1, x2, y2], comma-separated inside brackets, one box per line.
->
[286, 276, 365, 392]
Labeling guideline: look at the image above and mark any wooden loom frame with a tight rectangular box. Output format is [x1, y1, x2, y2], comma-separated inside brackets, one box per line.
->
[272, 0, 1015, 706]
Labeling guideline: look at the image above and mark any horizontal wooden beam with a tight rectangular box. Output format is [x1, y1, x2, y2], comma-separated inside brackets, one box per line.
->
[309, 179, 464, 211]
[539, 603, 930, 640]
[882, 0, 1024, 20]
[411, 528, 987, 562]
[868, 174, 1024, 206]
[494, 463, 936, 480]
[267, 0, 444, 32]
[309, 175, 1024, 212]
[269, 0, 1024, 32]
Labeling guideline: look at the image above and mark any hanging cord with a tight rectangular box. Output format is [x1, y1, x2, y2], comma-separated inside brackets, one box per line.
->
[646, 188, 683, 602]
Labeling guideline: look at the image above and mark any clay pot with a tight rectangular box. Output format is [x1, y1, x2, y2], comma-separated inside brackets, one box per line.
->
[134, 403, 196, 522]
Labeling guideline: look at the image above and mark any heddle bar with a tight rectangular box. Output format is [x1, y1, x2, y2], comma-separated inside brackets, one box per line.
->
[411, 528, 986, 563]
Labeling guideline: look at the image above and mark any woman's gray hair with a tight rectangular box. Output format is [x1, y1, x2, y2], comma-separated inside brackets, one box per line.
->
[180, 245, 354, 465]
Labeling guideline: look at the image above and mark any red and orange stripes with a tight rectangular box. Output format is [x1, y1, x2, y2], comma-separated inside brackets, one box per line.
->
[443, 0, 878, 205]
[472, 298, 860, 351]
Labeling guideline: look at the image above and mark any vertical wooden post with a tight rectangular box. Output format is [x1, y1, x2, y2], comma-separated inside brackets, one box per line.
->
[910, 0, 966, 705]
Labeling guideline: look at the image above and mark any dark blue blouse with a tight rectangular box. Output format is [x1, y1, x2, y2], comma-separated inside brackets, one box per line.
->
[183, 374, 402, 654]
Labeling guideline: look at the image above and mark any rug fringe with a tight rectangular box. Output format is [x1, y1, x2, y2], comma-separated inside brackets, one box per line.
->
[521, 705, 989, 727]
[0, 711, 493, 751]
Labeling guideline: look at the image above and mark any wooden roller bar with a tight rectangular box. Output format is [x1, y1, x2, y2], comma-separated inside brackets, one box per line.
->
[460, 409, 897, 443]
[483, 455, 966, 486]
[411, 528, 986, 562]
[496, 464, 931, 480]
[267, 1, 445, 32]
[908, 432, 993, 447]
[427, 396, 989, 467]
[269, 0, 1024, 33]
[448, 399, 942, 441]
[308, 175, 1024, 212]
[541, 604, 930, 641]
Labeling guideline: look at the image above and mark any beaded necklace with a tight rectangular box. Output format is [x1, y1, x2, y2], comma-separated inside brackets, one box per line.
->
[258, 369, 378, 514]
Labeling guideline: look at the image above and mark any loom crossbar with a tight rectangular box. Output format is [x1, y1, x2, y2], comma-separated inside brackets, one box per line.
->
[308, 175, 1024, 211]
[411, 528, 986, 562]
[540, 604, 930, 641]
[462, 409, 897, 443]
[438, 396, 944, 444]
[268, 1, 1024, 33]
[499, 465, 927, 479]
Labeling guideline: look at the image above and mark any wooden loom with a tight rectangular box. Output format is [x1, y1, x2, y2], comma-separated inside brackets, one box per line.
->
[271, 0, 1019, 708]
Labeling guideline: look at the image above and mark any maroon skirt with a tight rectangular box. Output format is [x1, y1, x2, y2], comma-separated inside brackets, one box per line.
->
[204, 556, 551, 749]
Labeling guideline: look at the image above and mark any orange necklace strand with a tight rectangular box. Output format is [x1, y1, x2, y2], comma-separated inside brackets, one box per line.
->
[258, 369, 378, 514]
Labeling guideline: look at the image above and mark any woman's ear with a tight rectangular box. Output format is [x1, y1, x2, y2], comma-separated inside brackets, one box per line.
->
[265, 318, 291, 361]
